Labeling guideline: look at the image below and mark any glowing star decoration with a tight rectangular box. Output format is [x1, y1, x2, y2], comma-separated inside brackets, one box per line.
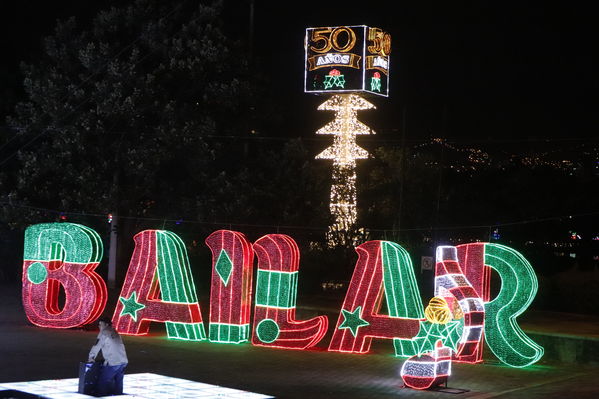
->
[22, 223, 106, 328]
[408, 318, 463, 355]
[338, 306, 370, 336]
[394, 298, 465, 358]
[370, 71, 382, 92]
[205, 230, 254, 344]
[315, 94, 375, 247]
[118, 291, 145, 322]
[398, 296, 461, 390]
[323, 69, 346, 89]
[483, 243, 544, 367]
[329, 240, 422, 354]
[113, 230, 206, 341]
[251, 234, 328, 349]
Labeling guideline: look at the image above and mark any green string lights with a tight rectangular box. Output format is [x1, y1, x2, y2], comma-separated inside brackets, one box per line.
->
[21, 223, 544, 387]
[483, 243, 544, 367]
[112, 230, 206, 341]
[22, 223, 106, 328]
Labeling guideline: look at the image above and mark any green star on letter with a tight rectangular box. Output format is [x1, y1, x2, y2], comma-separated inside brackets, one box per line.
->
[338, 306, 370, 337]
[119, 291, 146, 322]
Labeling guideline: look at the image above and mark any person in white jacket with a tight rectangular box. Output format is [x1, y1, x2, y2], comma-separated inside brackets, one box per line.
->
[88, 317, 128, 395]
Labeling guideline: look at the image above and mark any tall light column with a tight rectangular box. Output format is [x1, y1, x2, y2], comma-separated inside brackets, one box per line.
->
[315, 94, 375, 246]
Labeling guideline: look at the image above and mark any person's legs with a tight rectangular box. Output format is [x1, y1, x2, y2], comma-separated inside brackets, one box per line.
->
[113, 364, 127, 395]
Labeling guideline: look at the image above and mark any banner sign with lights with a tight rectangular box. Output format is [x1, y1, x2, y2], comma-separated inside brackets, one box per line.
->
[305, 25, 391, 96]
[21, 223, 543, 390]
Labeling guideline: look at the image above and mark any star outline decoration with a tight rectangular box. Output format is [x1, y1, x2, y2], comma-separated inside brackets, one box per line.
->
[324, 74, 346, 89]
[370, 77, 381, 92]
[119, 291, 146, 322]
[411, 319, 463, 355]
[338, 305, 370, 337]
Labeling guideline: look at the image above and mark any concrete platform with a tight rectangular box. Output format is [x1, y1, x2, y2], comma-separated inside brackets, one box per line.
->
[2, 283, 599, 398]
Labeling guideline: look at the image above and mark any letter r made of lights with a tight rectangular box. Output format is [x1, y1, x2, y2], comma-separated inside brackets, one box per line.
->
[315, 94, 375, 247]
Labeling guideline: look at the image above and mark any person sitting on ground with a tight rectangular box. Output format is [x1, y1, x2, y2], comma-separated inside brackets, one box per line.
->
[88, 317, 128, 396]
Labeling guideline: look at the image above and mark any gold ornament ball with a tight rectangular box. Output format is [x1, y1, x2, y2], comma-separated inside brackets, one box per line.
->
[424, 297, 453, 324]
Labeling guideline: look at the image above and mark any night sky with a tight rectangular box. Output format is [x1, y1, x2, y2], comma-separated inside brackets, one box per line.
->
[1, 0, 597, 142]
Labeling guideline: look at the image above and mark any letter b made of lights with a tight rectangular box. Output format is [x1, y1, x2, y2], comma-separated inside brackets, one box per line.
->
[305, 26, 391, 247]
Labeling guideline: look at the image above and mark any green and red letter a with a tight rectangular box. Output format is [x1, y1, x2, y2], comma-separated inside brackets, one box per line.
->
[113, 230, 206, 341]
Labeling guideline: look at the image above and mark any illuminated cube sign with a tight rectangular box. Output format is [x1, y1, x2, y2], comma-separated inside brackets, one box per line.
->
[305, 25, 391, 97]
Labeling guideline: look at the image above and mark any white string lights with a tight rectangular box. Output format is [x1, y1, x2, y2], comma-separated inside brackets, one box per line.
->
[315, 94, 375, 246]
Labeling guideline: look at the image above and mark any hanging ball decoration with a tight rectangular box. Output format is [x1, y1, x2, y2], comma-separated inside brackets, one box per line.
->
[424, 297, 452, 324]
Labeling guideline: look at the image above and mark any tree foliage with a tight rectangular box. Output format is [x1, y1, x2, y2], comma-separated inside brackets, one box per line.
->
[4, 0, 262, 225]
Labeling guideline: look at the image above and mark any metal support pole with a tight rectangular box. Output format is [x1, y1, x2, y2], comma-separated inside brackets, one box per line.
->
[108, 212, 118, 289]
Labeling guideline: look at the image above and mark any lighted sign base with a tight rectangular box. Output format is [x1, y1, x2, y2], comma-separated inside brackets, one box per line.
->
[0, 373, 273, 398]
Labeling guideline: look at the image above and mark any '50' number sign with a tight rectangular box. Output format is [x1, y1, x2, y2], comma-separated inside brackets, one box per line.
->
[308, 26, 391, 56]
[305, 26, 391, 96]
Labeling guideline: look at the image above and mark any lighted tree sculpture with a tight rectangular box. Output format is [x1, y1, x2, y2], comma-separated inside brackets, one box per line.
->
[315, 94, 375, 246]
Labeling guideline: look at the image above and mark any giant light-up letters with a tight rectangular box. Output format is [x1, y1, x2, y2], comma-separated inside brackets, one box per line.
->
[112, 230, 206, 341]
[21, 223, 543, 390]
[329, 241, 422, 353]
[205, 230, 254, 343]
[22, 223, 107, 328]
[251, 234, 328, 349]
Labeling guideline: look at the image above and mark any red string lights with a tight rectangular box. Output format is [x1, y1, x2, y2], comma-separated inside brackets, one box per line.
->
[20, 222, 543, 389]
[22, 223, 106, 328]
[205, 230, 254, 344]
[434, 246, 486, 362]
[112, 230, 206, 340]
[328, 241, 422, 353]
[251, 234, 328, 350]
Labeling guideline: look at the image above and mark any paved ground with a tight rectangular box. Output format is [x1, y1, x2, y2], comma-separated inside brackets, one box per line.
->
[2, 283, 599, 399]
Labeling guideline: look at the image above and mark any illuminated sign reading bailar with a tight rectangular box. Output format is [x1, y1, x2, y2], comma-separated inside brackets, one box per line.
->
[305, 25, 391, 96]
[21, 223, 542, 391]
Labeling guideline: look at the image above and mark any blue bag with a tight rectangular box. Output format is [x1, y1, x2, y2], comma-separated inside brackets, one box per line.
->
[78, 361, 103, 396]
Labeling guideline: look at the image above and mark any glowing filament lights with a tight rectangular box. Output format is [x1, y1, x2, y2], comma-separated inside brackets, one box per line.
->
[21, 223, 544, 392]
[112, 230, 206, 341]
[251, 234, 328, 349]
[316, 94, 375, 246]
[329, 241, 422, 353]
[306, 26, 390, 246]
[305, 25, 391, 96]
[205, 230, 254, 344]
[482, 243, 544, 367]
[22, 223, 106, 328]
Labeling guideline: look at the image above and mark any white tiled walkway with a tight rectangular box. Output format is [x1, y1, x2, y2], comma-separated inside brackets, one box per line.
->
[0, 373, 274, 398]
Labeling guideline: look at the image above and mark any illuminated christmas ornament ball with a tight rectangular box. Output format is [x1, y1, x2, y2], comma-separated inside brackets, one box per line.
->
[424, 297, 452, 324]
